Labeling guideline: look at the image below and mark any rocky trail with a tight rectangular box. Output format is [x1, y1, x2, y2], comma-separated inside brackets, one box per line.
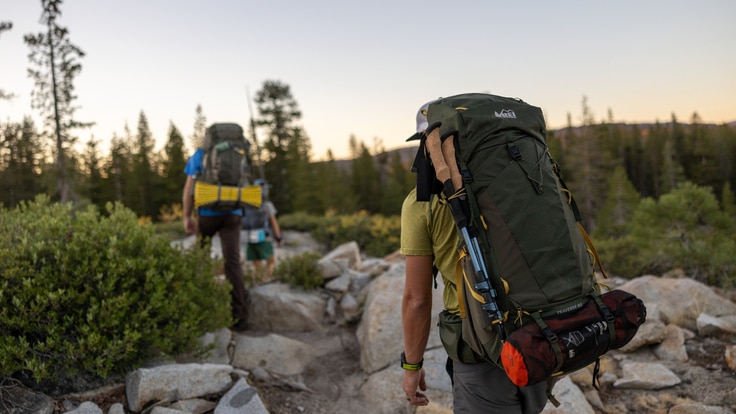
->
[4, 231, 736, 414]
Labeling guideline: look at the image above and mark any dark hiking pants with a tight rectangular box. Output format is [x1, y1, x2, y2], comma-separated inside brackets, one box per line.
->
[198, 214, 247, 324]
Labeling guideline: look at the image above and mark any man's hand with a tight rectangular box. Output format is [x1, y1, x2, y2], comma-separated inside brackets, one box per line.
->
[402, 368, 429, 406]
[184, 216, 197, 235]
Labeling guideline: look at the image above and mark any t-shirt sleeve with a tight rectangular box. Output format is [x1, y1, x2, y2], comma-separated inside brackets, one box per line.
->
[400, 190, 433, 256]
[183, 149, 204, 177]
[264, 201, 277, 217]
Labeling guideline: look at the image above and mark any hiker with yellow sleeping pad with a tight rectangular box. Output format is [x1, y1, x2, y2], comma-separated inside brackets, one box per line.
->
[183, 122, 262, 332]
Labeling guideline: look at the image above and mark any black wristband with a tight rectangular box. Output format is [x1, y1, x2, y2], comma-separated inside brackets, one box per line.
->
[401, 352, 423, 371]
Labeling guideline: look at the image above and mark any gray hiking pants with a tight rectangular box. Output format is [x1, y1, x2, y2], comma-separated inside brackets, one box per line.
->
[452, 359, 547, 414]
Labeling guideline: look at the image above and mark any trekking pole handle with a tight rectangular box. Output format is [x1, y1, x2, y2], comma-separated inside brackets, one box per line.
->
[441, 135, 463, 191]
[425, 127, 452, 186]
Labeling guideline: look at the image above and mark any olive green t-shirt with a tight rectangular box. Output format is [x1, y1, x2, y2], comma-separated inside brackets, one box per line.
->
[400, 188, 460, 314]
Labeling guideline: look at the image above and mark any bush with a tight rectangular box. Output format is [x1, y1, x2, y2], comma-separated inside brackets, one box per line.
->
[274, 252, 324, 290]
[280, 210, 401, 257]
[594, 182, 736, 288]
[0, 196, 232, 384]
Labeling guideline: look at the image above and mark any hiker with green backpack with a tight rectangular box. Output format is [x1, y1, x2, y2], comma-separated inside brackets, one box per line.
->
[400, 99, 547, 413]
[399, 95, 645, 413]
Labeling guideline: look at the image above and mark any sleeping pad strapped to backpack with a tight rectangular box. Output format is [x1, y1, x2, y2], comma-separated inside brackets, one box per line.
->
[194, 123, 260, 210]
[418, 93, 646, 397]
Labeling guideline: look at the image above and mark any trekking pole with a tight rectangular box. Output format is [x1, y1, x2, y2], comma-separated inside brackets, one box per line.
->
[425, 127, 506, 340]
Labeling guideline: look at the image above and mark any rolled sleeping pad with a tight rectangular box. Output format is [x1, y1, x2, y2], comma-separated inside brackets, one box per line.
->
[194, 181, 262, 209]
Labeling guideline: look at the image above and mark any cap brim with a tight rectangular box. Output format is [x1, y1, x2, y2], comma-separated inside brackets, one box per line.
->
[406, 132, 422, 142]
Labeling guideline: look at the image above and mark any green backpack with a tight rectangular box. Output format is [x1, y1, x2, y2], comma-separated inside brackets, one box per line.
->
[195, 123, 253, 210]
[419, 94, 646, 402]
[420, 93, 605, 366]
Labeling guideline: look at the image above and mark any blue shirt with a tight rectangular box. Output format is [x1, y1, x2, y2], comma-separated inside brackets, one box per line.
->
[184, 149, 243, 217]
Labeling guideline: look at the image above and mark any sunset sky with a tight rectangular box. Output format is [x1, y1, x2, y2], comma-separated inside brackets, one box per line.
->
[2, 0, 734, 159]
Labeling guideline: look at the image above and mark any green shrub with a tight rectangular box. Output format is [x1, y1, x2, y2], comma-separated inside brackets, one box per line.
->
[153, 220, 188, 241]
[594, 182, 736, 288]
[274, 252, 324, 290]
[595, 235, 650, 279]
[280, 211, 401, 257]
[277, 211, 324, 233]
[0, 196, 232, 384]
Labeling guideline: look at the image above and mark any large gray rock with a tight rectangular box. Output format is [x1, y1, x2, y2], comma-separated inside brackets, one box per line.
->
[247, 283, 326, 331]
[696, 313, 736, 336]
[619, 276, 736, 330]
[169, 398, 216, 414]
[1, 385, 54, 414]
[108, 403, 125, 414]
[214, 377, 269, 414]
[230, 333, 317, 376]
[150, 407, 188, 414]
[542, 377, 595, 414]
[320, 241, 362, 270]
[613, 361, 681, 390]
[619, 317, 668, 352]
[356, 264, 445, 374]
[653, 324, 688, 362]
[125, 364, 234, 412]
[358, 366, 409, 414]
[176, 328, 232, 365]
[63, 402, 103, 414]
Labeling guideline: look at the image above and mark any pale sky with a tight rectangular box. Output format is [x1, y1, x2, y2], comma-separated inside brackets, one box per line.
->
[1, 1, 735, 160]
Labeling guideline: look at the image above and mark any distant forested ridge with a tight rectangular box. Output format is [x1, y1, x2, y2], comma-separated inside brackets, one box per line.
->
[1, 112, 734, 228]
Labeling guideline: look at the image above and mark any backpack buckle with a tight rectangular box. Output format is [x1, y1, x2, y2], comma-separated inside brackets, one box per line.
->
[507, 144, 523, 161]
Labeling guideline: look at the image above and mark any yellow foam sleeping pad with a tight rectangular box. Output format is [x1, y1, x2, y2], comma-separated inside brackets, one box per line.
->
[194, 181, 262, 209]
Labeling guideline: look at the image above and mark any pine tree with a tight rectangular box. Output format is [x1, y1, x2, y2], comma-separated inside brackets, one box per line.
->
[24, 0, 91, 202]
[351, 140, 381, 214]
[0, 118, 46, 206]
[80, 137, 106, 208]
[622, 124, 647, 196]
[162, 122, 187, 211]
[658, 138, 686, 195]
[319, 150, 357, 214]
[722, 181, 735, 218]
[254, 80, 308, 213]
[685, 113, 721, 191]
[190, 104, 206, 153]
[104, 130, 133, 205]
[594, 166, 641, 239]
[380, 151, 413, 216]
[130, 111, 157, 218]
[283, 127, 313, 214]
[561, 97, 614, 231]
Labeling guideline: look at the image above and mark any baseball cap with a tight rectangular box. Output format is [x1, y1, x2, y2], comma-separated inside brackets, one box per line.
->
[406, 98, 440, 142]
